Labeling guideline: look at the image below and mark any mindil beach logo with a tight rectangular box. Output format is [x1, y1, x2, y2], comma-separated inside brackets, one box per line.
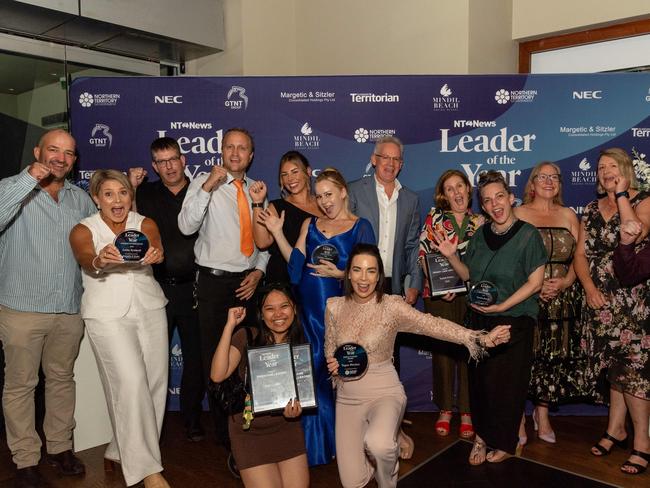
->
[570, 156, 597, 185]
[495, 89, 510, 104]
[632, 147, 650, 190]
[294, 122, 320, 150]
[354, 128, 369, 143]
[79, 92, 93, 107]
[440, 84, 452, 97]
[300, 122, 313, 136]
[432, 83, 460, 111]
[170, 343, 183, 368]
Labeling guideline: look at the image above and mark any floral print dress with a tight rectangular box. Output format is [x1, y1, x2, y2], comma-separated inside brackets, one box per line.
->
[581, 191, 650, 401]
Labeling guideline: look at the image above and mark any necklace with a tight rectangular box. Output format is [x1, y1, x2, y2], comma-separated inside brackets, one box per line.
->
[491, 217, 517, 236]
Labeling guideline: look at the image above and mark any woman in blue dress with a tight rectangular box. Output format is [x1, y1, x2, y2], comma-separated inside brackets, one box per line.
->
[259, 167, 376, 466]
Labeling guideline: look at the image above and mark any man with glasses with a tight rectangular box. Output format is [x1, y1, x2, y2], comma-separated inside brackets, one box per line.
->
[128, 137, 205, 444]
[178, 127, 268, 477]
[0, 129, 95, 487]
[348, 135, 422, 373]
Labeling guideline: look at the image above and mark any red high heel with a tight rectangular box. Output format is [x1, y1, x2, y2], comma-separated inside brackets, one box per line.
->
[459, 412, 474, 439]
[435, 410, 452, 436]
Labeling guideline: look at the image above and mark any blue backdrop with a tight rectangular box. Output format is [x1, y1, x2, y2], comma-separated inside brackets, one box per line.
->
[70, 74, 650, 412]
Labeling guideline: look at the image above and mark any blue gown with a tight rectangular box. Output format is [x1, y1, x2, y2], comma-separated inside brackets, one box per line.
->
[288, 217, 376, 466]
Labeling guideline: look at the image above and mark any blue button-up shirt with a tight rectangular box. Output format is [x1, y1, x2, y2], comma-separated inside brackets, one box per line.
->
[0, 168, 96, 313]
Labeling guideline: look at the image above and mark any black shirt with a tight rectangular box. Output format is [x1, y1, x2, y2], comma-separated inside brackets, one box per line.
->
[136, 178, 197, 280]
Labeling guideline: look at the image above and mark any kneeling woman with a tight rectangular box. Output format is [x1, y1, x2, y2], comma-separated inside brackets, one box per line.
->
[211, 283, 309, 488]
[325, 244, 509, 488]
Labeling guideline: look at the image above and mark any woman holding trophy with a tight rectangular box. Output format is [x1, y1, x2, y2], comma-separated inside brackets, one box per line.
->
[69, 170, 169, 488]
[434, 170, 547, 465]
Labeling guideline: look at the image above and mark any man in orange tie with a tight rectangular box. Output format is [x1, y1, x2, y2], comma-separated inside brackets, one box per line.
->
[178, 127, 268, 476]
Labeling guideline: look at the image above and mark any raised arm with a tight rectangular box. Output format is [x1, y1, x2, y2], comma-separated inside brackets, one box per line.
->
[210, 307, 247, 382]
[177, 174, 211, 235]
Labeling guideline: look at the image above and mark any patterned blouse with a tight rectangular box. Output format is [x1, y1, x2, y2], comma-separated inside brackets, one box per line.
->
[418, 207, 484, 297]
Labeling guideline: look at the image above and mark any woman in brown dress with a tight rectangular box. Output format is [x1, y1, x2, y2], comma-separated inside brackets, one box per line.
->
[211, 283, 308, 488]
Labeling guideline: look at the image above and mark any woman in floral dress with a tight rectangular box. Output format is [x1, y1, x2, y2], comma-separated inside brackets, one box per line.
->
[574, 148, 650, 475]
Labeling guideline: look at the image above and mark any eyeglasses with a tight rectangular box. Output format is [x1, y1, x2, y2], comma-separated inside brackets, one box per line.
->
[534, 173, 561, 183]
[374, 154, 403, 164]
[153, 157, 181, 167]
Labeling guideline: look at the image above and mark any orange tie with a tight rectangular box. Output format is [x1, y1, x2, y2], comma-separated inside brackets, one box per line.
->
[233, 179, 254, 257]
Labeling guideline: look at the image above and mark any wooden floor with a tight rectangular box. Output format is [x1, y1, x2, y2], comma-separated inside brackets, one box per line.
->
[0, 412, 645, 487]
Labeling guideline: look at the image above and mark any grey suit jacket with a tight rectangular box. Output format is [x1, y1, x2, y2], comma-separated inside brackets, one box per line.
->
[348, 175, 422, 294]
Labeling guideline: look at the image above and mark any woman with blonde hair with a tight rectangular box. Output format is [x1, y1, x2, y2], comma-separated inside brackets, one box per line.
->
[259, 167, 375, 466]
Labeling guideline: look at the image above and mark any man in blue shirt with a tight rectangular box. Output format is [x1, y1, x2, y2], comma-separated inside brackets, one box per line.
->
[0, 129, 96, 488]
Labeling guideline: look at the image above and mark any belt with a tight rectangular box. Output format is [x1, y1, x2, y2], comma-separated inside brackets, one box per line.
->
[158, 274, 196, 285]
[198, 266, 253, 278]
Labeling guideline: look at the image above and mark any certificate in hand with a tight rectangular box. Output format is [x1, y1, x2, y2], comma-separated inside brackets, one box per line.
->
[424, 252, 467, 297]
[247, 343, 297, 414]
[291, 344, 317, 409]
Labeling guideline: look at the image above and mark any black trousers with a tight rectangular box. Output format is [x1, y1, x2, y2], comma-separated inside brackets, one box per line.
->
[161, 281, 205, 429]
[196, 271, 259, 449]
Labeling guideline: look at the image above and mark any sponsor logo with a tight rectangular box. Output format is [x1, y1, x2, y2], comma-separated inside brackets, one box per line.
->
[280, 91, 335, 103]
[170, 121, 213, 130]
[570, 157, 597, 186]
[572, 90, 602, 100]
[632, 127, 650, 137]
[170, 343, 183, 369]
[154, 95, 183, 104]
[453, 120, 496, 128]
[225, 85, 248, 110]
[354, 127, 396, 143]
[495, 88, 537, 104]
[349, 92, 399, 103]
[440, 127, 536, 153]
[294, 122, 320, 150]
[432, 83, 460, 111]
[89, 123, 112, 148]
[559, 126, 616, 137]
[79, 91, 120, 107]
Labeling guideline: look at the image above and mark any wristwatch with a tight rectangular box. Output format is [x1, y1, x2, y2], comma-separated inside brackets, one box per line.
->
[615, 191, 630, 200]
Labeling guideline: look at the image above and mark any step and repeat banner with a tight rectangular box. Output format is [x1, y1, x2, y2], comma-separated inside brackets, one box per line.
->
[70, 74, 650, 411]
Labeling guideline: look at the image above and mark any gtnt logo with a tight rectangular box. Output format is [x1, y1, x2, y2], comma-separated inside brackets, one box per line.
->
[572, 90, 602, 100]
[154, 95, 183, 104]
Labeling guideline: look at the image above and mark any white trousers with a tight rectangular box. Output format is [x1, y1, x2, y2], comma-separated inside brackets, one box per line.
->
[84, 297, 168, 486]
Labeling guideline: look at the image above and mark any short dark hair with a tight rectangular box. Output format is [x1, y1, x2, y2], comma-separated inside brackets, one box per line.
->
[343, 243, 386, 303]
[150, 137, 181, 159]
[255, 283, 304, 346]
[223, 127, 255, 154]
[477, 170, 511, 198]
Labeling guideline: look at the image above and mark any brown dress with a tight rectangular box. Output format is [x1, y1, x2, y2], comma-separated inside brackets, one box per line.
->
[228, 328, 306, 470]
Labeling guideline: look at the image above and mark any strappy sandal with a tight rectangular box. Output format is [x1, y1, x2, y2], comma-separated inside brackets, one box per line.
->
[620, 449, 650, 475]
[435, 410, 452, 437]
[591, 431, 628, 456]
[459, 412, 474, 439]
[469, 437, 487, 466]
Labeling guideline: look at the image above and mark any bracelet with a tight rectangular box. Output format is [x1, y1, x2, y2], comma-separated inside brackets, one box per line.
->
[91, 255, 103, 275]
[251, 202, 264, 208]
[615, 191, 630, 200]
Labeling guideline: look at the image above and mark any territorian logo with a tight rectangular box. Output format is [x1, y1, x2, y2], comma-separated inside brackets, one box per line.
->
[495, 88, 537, 104]
[89, 124, 112, 148]
[294, 122, 320, 150]
[354, 127, 396, 143]
[349, 92, 399, 103]
[79, 91, 120, 107]
[225, 86, 248, 110]
[432, 83, 460, 111]
[571, 157, 597, 185]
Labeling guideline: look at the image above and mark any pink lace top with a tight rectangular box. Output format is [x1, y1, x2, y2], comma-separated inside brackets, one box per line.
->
[325, 294, 485, 363]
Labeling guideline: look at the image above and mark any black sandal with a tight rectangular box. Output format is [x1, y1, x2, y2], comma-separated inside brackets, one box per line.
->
[591, 431, 628, 456]
[621, 449, 650, 475]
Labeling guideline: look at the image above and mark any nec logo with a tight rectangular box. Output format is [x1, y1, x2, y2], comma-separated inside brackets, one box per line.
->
[572, 90, 602, 100]
[154, 95, 183, 104]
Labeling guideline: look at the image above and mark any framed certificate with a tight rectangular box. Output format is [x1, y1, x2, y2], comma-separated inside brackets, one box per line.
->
[247, 343, 297, 413]
[291, 344, 317, 409]
[424, 252, 467, 297]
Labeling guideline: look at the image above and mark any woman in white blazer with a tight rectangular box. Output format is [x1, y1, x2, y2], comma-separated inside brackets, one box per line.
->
[70, 169, 169, 488]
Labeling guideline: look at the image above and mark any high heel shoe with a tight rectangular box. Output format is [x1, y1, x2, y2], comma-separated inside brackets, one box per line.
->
[398, 430, 414, 460]
[459, 413, 474, 439]
[621, 449, 650, 475]
[591, 431, 628, 456]
[435, 410, 452, 437]
[518, 415, 527, 447]
[532, 408, 556, 444]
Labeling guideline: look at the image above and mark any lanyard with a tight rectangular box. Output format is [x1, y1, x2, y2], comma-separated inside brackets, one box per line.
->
[447, 212, 469, 243]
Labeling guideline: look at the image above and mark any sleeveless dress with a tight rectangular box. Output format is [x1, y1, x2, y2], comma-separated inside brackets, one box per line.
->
[265, 199, 313, 284]
[288, 217, 376, 466]
[528, 227, 590, 404]
[581, 192, 650, 401]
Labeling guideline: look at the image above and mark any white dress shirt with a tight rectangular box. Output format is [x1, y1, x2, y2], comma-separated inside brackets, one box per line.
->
[178, 172, 269, 273]
[374, 176, 401, 279]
